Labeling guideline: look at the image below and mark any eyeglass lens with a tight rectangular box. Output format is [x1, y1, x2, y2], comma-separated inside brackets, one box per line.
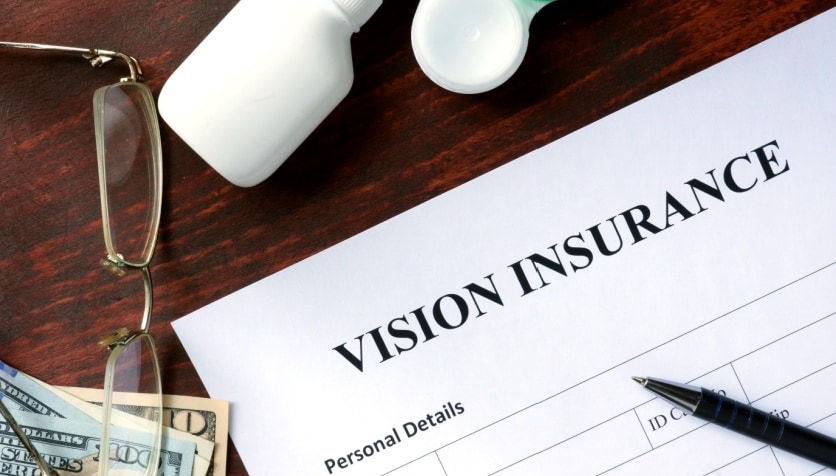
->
[94, 82, 162, 267]
[101, 333, 163, 475]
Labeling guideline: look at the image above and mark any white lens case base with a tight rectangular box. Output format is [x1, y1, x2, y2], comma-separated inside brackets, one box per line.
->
[411, 0, 555, 94]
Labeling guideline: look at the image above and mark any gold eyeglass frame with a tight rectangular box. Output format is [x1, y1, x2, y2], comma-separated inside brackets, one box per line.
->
[0, 41, 164, 476]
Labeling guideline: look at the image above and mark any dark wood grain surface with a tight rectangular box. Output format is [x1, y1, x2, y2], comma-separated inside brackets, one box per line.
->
[2, 1, 834, 474]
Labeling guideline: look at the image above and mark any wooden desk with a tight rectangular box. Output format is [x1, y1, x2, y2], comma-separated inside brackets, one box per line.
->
[2, 1, 833, 473]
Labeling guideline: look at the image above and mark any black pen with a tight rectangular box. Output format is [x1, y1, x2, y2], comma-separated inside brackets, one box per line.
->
[633, 376, 836, 468]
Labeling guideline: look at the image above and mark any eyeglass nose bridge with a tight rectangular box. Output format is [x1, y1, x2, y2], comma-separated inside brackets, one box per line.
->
[100, 259, 155, 335]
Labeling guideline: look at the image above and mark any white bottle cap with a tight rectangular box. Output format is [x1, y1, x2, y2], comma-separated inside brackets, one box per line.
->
[332, 0, 383, 30]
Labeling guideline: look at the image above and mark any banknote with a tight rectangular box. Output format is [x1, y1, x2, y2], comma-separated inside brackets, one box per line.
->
[0, 409, 195, 476]
[0, 360, 95, 423]
[39, 385, 215, 476]
[60, 387, 229, 476]
[0, 361, 208, 475]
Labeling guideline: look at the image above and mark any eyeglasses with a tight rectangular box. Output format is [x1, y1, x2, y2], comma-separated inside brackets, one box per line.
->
[0, 42, 163, 476]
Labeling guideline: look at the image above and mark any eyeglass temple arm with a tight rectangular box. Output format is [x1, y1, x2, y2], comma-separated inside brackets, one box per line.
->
[0, 397, 60, 476]
[0, 41, 143, 82]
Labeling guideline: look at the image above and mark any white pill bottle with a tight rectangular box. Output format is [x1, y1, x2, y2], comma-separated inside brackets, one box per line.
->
[159, 0, 383, 187]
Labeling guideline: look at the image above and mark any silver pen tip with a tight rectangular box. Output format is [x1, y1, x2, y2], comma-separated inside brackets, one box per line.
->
[632, 376, 648, 386]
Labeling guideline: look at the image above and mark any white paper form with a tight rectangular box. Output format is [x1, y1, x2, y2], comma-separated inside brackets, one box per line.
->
[173, 8, 836, 476]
